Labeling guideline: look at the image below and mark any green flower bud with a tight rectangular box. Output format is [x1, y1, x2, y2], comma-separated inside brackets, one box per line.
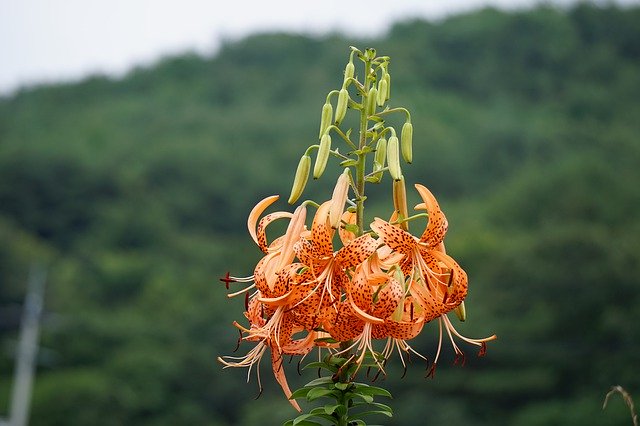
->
[335, 88, 349, 124]
[377, 78, 387, 106]
[319, 102, 333, 139]
[367, 87, 377, 116]
[366, 166, 383, 183]
[387, 135, 402, 181]
[344, 62, 355, 82]
[313, 134, 331, 179]
[374, 137, 387, 168]
[384, 72, 391, 100]
[288, 154, 311, 204]
[401, 121, 413, 164]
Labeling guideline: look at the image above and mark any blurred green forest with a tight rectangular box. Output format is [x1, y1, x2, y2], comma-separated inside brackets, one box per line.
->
[1, 3, 639, 425]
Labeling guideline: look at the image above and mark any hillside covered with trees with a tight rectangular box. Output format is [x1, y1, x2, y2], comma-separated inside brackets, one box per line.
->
[1, 3, 639, 425]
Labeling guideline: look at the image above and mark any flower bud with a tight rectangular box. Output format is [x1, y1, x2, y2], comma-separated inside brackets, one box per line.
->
[393, 176, 409, 231]
[329, 170, 350, 229]
[374, 137, 387, 167]
[367, 87, 377, 116]
[288, 154, 311, 204]
[335, 88, 349, 124]
[319, 102, 333, 138]
[377, 78, 387, 106]
[313, 134, 331, 179]
[387, 135, 402, 181]
[344, 61, 355, 82]
[384, 73, 391, 100]
[401, 122, 413, 164]
[454, 301, 466, 322]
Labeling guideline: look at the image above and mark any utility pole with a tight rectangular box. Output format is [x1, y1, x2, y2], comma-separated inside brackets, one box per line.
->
[0, 264, 46, 426]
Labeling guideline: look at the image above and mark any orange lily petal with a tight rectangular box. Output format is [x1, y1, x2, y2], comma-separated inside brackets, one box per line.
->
[271, 350, 301, 412]
[414, 184, 449, 247]
[338, 210, 357, 245]
[371, 274, 404, 319]
[311, 201, 334, 257]
[334, 233, 379, 268]
[277, 205, 307, 271]
[248, 195, 280, 249]
[370, 217, 416, 254]
[256, 212, 293, 253]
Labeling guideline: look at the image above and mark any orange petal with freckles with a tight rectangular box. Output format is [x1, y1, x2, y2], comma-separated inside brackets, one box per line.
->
[256, 212, 293, 253]
[334, 233, 379, 268]
[371, 275, 404, 319]
[409, 280, 449, 323]
[347, 265, 373, 311]
[371, 218, 416, 254]
[373, 317, 425, 340]
[414, 184, 449, 247]
[431, 250, 468, 305]
[277, 205, 307, 270]
[253, 252, 280, 296]
[311, 201, 334, 257]
[338, 210, 357, 245]
[248, 195, 280, 249]
[348, 293, 385, 324]
[328, 302, 364, 341]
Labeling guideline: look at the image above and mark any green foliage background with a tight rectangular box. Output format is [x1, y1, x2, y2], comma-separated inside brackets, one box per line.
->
[1, 4, 639, 425]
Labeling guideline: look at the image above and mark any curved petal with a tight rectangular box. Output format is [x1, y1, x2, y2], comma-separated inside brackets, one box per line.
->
[346, 265, 373, 312]
[338, 210, 357, 245]
[370, 218, 416, 254]
[328, 302, 365, 341]
[431, 250, 468, 306]
[311, 201, 334, 257]
[414, 184, 449, 247]
[371, 274, 404, 319]
[334, 233, 379, 268]
[372, 317, 425, 340]
[271, 349, 301, 412]
[348, 293, 385, 324]
[409, 279, 449, 323]
[248, 195, 280, 249]
[257, 212, 293, 253]
[277, 205, 307, 270]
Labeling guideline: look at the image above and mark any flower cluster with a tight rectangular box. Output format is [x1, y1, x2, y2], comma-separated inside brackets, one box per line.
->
[219, 175, 495, 411]
[218, 46, 495, 413]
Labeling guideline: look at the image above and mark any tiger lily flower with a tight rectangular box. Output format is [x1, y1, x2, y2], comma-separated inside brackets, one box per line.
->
[370, 184, 467, 322]
[292, 201, 378, 316]
[371, 184, 496, 370]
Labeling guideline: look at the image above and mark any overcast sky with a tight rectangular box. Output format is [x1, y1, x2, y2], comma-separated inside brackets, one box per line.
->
[1, 0, 637, 95]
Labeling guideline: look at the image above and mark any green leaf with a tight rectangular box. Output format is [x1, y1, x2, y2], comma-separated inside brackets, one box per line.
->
[291, 413, 324, 426]
[302, 361, 337, 372]
[369, 401, 393, 414]
[353, 384, 393, 398]
[339, 159, 358, 167]
[351, 392, 374, 403]
[334, 382, 350, 391]
[289, 387, 312, 400]
[306, 387, 338, 401]
[304, 377, 335, 387]
[351, 410, 393, 420]
[322, 403, 347, 417]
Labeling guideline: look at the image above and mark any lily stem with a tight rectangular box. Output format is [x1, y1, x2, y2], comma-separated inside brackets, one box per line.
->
[355, 56, 372, 238]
